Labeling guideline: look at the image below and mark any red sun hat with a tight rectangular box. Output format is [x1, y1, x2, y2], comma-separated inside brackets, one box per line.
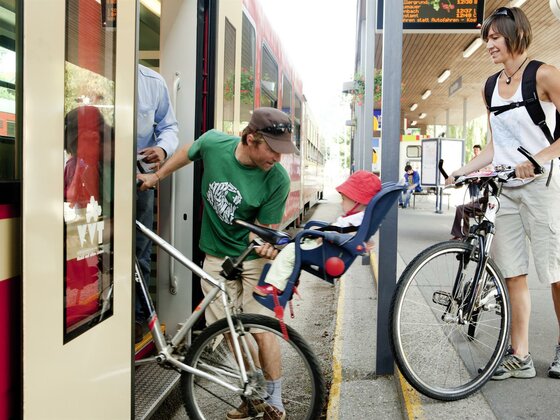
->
[336, 170, 382, 205]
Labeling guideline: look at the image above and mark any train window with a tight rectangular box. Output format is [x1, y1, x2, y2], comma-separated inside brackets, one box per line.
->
[222, 19, 236, 134]
[63, 0, 117, 342]
[294, 96, 302, 150]
[0, 0, 18, 181]
[282, 75, 292, 116]
[260, 45, 278, 107]
[240, 12, 255, 128]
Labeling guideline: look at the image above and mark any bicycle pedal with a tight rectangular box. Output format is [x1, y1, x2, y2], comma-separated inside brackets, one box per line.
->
[432, 290, 451, 306]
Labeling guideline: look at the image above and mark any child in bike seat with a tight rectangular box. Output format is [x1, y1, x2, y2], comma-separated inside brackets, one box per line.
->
[254, 170, 381, 296]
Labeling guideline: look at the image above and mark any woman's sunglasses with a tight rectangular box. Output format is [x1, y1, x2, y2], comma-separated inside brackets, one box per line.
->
[493, 7, 515, 21]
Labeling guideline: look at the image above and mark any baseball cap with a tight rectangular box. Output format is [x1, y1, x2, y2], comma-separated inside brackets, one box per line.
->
[336, 170, 382, 205]
[248, 107, 299, 154]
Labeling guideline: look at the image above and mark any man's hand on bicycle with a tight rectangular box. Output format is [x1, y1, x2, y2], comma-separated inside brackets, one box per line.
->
[137, 173, 159, 191]
[252, 236, 279, 260]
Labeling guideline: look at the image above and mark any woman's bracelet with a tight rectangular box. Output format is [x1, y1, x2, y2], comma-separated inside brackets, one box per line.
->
[154, 172, 161, 182]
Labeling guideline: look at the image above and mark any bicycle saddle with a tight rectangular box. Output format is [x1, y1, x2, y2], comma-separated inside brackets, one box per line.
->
[234, 220, 291, 245]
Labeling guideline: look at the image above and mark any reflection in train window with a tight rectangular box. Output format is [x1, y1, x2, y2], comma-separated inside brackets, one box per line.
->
[240, 12, 255, 129]
[261, 45, 278, 108]
[282, 75, 292, 116]
[223, 19, 236, 134]
[294, 95, 302, 150]
[0, 2, 17, 181]
[63, 0, 116, 342]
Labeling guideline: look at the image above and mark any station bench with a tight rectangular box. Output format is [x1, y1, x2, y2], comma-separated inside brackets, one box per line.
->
[412, 187, 451, 210]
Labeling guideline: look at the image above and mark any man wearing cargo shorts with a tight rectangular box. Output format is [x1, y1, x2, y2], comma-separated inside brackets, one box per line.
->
[138, 107, 297, 419]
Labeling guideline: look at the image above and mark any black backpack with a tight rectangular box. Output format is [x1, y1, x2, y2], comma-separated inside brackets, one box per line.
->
[484, 60, 560, 145]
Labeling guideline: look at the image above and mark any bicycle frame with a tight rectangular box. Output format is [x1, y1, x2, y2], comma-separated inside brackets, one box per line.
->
[450, 179, 503, 323]
[134, 220, 253, 394]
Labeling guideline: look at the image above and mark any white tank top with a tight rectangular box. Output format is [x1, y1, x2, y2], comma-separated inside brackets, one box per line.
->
[490, 77, 557, 168]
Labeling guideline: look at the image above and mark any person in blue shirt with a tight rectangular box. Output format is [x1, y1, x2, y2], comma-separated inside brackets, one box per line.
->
[398, 164, 422, 208]
[135, 64, 179, 339]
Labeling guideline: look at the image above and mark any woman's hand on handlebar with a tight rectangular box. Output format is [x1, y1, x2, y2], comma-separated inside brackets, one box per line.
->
[444, 174, 457, 186]
[514, 159, 539, 179]
[137, 173, 158, 191]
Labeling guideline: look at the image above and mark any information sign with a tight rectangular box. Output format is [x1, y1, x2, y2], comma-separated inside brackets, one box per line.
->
[377, 0, 485, 32]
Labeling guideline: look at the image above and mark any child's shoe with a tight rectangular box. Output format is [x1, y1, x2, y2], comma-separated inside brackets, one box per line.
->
[254, 284, 282, 296]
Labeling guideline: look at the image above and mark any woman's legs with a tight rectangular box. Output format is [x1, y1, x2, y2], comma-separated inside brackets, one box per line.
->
[506, 274, 531, 357]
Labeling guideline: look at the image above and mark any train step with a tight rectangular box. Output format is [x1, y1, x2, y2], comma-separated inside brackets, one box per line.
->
[135, 362, 180, 420]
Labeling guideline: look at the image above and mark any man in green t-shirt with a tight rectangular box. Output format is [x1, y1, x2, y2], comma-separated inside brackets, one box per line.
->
[138, 107, 298, 419]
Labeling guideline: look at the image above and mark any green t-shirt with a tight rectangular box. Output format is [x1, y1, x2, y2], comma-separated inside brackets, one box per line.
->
[188, 130, 290, 259]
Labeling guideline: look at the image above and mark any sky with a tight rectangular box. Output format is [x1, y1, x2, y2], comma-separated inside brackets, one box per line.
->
[259, 0, 357, 145]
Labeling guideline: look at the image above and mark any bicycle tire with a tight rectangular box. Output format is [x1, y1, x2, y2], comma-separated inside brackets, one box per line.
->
[390, 240, 510, 401]
[181, 313, 325, 420]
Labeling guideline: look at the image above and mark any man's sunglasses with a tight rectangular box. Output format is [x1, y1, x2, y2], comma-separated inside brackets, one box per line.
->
[259, 123, 292, 135]
[493, 7, 515, 21]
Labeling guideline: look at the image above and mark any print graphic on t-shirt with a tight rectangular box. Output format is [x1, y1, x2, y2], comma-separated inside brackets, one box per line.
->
[207, 181, 243, 225]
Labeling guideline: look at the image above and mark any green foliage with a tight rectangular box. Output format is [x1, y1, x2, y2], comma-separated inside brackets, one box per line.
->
[224, 67, 255, 104]
[64, 62, 115, 125]
[0, 87, 15, 101]
[350, 70, 383, 106]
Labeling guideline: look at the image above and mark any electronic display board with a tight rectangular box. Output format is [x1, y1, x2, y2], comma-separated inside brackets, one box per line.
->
[377, 0, 485, 32]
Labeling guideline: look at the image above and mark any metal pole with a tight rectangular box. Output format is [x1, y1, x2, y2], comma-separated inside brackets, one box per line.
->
[361, 0, 376, 172]
[376, 0, 403, 375]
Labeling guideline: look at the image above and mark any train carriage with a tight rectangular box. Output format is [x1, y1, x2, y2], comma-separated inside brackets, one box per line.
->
[0, 0, 323, 417]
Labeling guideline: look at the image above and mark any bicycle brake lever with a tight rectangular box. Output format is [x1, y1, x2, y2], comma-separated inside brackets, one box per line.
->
[517, 146, 545, 175]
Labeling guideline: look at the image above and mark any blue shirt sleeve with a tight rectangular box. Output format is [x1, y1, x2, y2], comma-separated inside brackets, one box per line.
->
[137, 65, 179, 158]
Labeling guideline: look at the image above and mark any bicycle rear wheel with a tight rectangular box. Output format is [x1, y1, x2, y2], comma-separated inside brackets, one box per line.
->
[181, 314, 325, 420]
[390, 240, 510, 401]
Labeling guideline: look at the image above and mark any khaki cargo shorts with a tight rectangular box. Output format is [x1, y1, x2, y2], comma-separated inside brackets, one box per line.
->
[200, 254, 275, 325]
[491, 170, 560, 284]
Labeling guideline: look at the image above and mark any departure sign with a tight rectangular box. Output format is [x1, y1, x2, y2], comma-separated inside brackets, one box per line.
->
[377, 0, 485, 32]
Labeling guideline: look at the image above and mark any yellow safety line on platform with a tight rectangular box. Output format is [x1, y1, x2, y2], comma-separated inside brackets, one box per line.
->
[326, 274, 345, 420]
[370, 252, 424, 420]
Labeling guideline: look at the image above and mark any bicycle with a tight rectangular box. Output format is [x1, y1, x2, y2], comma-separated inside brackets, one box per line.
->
[134, 219, 325, 419]
[389, 146, 544, 401]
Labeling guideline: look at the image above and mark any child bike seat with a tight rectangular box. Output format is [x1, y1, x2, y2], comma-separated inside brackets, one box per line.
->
[253, 182, 406, 311]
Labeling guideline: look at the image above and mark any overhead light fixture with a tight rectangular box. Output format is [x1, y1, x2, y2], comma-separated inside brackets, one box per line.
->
[410, 103, 418, 111]
[141, 0, 161, 17]
[421, 90, 431, 100]
[419, 113, 427, 119]
[437, 69, 451, 83]
[510, 0, 527, 7]
[463, 38, 483, 58]
[410, 120, 418, 126]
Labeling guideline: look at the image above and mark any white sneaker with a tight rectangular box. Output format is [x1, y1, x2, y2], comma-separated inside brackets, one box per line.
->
[548, 344, 560, 379]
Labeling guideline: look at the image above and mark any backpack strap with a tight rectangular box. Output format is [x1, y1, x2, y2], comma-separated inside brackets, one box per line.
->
[484, 70, 501, 109]
[522, 60, 556, 145]
[485, 70, 524, 116]
[485, 60, 559, 144]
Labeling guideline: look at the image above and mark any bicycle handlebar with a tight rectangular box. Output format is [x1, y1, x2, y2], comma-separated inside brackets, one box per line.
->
[441, 146, 544, 187]
[234, 220, 291, 246]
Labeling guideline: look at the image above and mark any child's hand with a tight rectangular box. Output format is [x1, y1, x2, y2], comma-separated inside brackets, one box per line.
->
[365, 239, 375, 253]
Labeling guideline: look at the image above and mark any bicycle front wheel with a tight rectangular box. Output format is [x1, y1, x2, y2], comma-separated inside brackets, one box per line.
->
[390, 240, 510, 401]
[182, 314, 325, 420]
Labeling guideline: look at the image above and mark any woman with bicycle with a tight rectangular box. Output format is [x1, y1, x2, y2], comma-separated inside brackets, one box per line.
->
[447, 6, 560, 380]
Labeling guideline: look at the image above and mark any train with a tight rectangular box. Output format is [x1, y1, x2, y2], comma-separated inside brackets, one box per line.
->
[0, 0, 324, 417]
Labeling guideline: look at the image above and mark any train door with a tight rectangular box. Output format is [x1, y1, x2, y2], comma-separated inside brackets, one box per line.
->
[0, 0, 21, 417]
[21, 0, 136, 418]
